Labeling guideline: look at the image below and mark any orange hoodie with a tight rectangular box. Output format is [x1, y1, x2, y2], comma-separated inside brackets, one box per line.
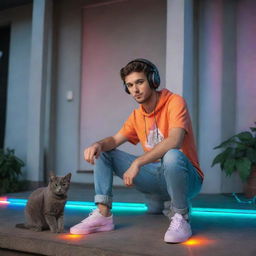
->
[118, 88, 204, 179]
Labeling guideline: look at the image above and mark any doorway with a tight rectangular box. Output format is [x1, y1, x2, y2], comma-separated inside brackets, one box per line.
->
[0, 26, 10, 149]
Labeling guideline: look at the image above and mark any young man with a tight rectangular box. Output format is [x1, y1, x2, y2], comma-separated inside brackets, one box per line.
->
[70, 59, 203, 243]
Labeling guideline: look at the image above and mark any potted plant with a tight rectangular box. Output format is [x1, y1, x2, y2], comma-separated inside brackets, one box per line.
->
[0, 148, 26, 195]
[212, 122, 256, 198]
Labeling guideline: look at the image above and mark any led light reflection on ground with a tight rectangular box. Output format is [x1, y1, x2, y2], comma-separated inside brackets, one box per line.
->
[58, 234, 85, 241]
[183, 237, 214, 246]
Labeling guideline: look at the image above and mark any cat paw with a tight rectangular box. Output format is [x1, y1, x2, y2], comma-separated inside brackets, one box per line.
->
[31, 226, 43, 232]
[50, 228, 58, 233]
[57, 228, 66, 233]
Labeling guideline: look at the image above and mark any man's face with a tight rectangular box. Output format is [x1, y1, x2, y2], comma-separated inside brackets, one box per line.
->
[124, 72, 154, 104]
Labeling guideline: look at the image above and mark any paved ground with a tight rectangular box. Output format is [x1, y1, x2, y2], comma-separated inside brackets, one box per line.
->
[0, 183, 256, 256]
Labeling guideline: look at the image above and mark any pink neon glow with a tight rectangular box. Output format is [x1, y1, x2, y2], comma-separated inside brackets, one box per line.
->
[0, 197, 9, 205]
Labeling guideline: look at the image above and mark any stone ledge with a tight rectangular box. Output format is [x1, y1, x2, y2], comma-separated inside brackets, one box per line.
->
[0, 230, 143, 256]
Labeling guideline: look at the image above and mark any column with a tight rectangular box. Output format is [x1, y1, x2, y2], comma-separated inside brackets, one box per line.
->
[26, 0, 52, 181]
[165, 0, 198, 134]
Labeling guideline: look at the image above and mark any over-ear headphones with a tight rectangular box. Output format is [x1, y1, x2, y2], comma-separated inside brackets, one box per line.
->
[122, 58, 161, 94]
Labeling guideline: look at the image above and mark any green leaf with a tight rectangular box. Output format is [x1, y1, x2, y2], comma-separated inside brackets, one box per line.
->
[213, 137, 236, 149]
[235, 158, 252, 181]
[235, 143, 247, 150]
[211, 147, 233, 167]
[0, 148, 25, 194]
[250, 127, 256, 132]
[246, 148, 256, 163]
[212, 154, 224, 167]
[235, 147, 246, 158]
[223, 158, 236, 176]
[236, 132, 253, 141]
[14, 156, 25, 167]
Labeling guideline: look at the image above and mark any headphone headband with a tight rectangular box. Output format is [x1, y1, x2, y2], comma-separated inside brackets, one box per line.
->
[127, 58, 157, 71]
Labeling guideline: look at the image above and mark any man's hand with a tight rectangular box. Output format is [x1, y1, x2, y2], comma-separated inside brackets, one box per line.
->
[84, 143, 102, 165]
[123, 161, 140, 187]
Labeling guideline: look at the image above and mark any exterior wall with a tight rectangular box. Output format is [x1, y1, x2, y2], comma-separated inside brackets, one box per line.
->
[0, 4, 32, 178]
[2, 0, 255, 192]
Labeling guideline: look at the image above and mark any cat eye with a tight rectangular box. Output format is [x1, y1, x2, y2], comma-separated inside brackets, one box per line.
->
[55, 183, 58, 187]
[62, 183, 66, 186]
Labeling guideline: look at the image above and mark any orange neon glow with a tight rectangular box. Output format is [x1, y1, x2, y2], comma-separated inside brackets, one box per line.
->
[58, 234, 85, 241]
[183, 237, 214, 246]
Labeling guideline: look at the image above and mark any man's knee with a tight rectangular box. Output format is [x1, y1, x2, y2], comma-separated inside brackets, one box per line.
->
[94, 150, 116, 171]
[97, 149, 116, 161]
[162, 149, 183, 166]
[162, 149, 187, 176]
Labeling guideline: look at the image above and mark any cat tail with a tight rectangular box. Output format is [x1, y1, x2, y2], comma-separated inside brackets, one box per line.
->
[15, 223, 29, 229]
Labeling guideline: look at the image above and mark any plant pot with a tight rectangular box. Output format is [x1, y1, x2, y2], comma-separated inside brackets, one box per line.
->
[244, 165, 256, 198]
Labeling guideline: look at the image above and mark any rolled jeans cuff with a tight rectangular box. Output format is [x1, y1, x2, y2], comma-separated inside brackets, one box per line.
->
[166, 202, 190, 220]
[95, 195, 113, 209]
[172, 205, 189, 215]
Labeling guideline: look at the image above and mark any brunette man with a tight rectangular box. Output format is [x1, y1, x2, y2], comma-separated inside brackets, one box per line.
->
[70, 59, 203, 243]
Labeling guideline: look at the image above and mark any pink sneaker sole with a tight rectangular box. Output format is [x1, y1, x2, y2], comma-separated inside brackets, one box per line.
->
[70, 224, 115, 235]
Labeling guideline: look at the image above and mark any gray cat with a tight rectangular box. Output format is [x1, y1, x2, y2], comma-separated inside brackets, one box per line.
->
[16, 173, 71, 233]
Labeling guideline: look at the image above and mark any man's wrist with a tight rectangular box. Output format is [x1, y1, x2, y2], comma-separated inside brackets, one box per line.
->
[133, 158, 143, 168]
[93, 141, 103, 151]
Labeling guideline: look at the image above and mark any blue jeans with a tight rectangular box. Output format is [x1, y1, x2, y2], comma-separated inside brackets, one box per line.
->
[93, 149, 203, 215]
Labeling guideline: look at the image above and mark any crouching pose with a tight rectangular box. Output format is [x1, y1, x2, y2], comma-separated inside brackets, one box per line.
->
[70, 59, 203, 243]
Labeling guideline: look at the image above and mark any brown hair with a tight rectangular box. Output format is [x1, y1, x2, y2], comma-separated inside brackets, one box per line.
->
[120, 61, 152, 83]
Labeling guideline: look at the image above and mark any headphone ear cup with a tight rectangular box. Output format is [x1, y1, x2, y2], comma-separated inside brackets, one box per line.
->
[147, 72, 154, 89]
[151, 72, 156, 89]
[152, 70, 160, 89]
[149, 70, 160, 89]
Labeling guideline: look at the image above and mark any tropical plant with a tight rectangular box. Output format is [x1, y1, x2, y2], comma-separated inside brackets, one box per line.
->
[212, 122, 256, 181]
[0, 148, 25, 194]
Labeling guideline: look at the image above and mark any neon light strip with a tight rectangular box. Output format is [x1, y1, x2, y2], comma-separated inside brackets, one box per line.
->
[192, 207, 256, 214]
[192, 211, 256, 218]
[4, 199, 147, 211]
[1, 198, 256, 216]
[0, 200, 9, 205]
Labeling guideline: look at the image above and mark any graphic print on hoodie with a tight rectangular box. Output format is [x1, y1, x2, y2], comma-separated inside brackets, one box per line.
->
[144, 119, 164, 149]
[118, 88, 204, 179]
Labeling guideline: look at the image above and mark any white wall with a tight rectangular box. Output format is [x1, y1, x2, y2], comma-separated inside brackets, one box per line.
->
[0, 5, 32, 175]
[236, 0, 256, 132]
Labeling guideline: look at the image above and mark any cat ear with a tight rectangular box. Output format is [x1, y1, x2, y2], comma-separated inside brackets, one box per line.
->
[49, 171, 56, 182]
[64, 172, 72, 182]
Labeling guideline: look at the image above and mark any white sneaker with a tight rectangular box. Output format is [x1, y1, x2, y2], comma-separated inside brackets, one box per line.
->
[164, 213, 192, 243]
[70, 208, 114, 235]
